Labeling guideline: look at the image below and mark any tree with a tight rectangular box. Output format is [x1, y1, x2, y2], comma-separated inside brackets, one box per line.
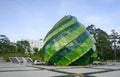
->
[95, 28, 112, 60]
[86, 25, 113, 61]
[16, 40, 30, 54]
[109, 30, 120, 60]
[0, 34, 10, 54]
[39, 48, 44, 61]
[0, 35, 10, 43]
[33, 47, 39, 55]
[86, 24, 96, 40]
[9, 42, 17, 53]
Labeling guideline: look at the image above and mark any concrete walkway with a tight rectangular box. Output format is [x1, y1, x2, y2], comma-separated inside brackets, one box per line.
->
[0, 62, 120, 77]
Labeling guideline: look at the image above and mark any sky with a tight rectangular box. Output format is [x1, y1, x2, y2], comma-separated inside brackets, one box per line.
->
[0, 0, 120, 42]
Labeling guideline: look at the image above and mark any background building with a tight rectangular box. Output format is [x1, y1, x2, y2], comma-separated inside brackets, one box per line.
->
[27, 39, 44, 54]
[28, 39, 44, 49]
[28, 39, 44, 50]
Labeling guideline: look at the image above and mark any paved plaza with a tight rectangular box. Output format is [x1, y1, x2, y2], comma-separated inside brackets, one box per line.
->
[0, 62, 120, 77]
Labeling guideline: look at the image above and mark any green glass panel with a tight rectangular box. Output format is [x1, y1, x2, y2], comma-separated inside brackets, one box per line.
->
[57, 36, 94, 66]
[47, 31, 90, 64]
[45, 16, 76, 43]
[43, 15, 96, 66]
[45, 25, 86, 62]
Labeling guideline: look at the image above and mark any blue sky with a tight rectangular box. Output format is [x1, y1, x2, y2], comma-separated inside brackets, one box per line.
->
[0, 0, 120, 42]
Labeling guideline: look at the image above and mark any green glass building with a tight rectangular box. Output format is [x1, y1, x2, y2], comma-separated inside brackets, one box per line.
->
[43, 15, 96, 66]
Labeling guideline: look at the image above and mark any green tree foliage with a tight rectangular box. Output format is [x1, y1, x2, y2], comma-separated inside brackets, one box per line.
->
[86, 24, 95, 35]
[0, 35, 39, 61]
[86, 25, 113, 61]
[96, 29, 112, 60]
[0, 35, 10, 54]
[16, 40, 30, 54]
[33, 47, 39, 55]
[38, 48, 44, 61]
[109, 30, 120, 60]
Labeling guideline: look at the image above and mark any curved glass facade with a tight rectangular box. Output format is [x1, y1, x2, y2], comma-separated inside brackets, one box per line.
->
[43, 15, 96, 66]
